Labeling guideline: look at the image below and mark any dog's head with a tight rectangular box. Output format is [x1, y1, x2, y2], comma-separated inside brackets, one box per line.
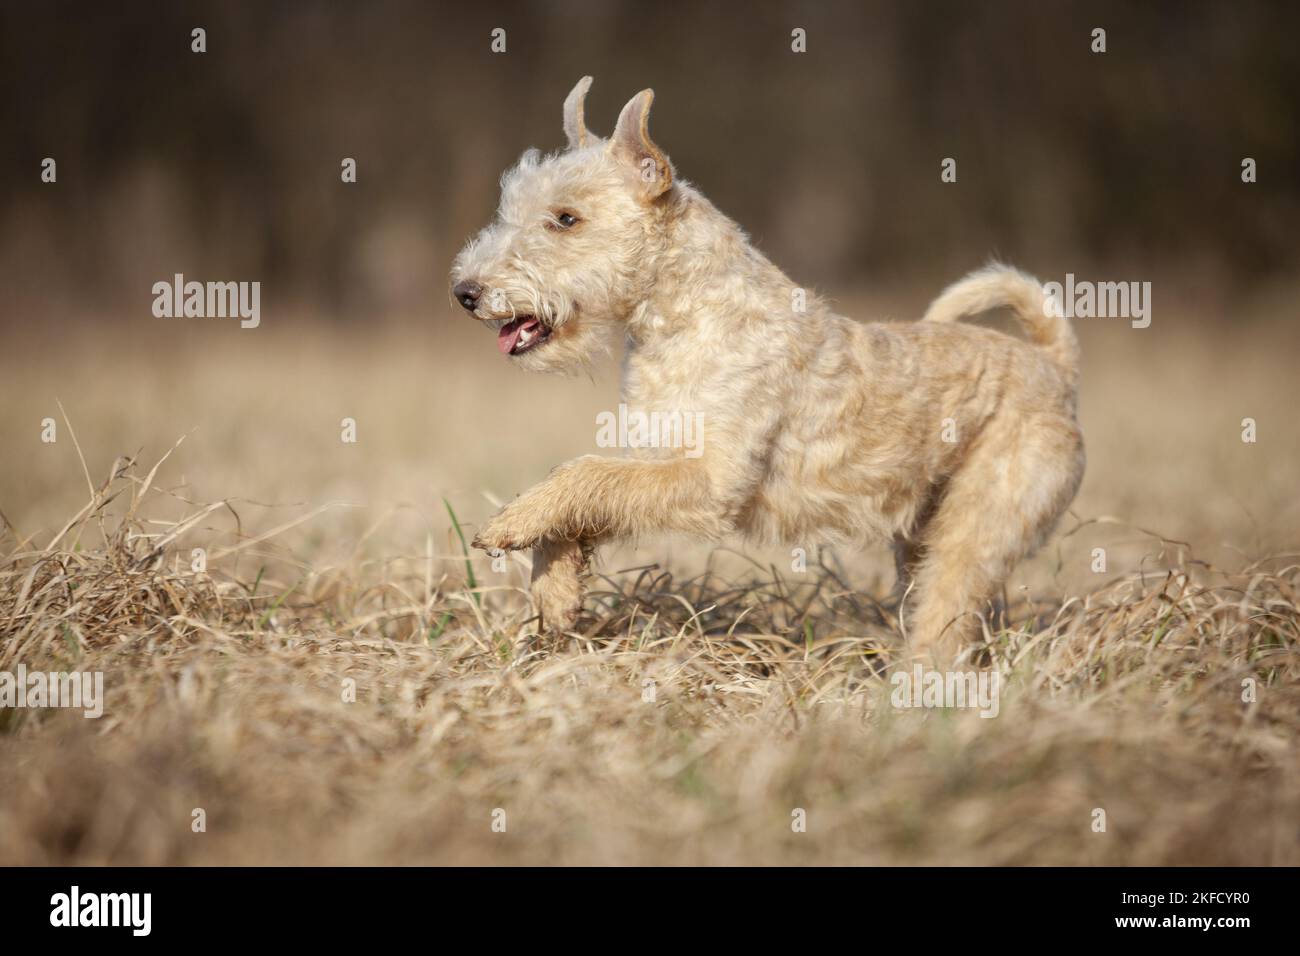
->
[450, 77, 676, 372]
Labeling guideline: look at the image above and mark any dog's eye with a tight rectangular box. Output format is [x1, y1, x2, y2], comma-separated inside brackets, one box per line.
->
[551, 211, 580, 230]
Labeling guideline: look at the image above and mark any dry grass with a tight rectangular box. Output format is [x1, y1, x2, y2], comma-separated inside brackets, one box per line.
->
[1, 304, 1298, 865]
[1, 447, 1297, 865]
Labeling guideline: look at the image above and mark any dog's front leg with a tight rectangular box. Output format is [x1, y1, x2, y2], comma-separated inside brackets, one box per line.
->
[473, 456, 719, 634]
[529, 537, 593, 634]
[472, 455, 720, 553]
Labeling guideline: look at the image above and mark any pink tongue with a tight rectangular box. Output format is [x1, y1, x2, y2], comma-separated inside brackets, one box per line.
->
[497, 320, 522, 354]
[497, 317, 539, 354]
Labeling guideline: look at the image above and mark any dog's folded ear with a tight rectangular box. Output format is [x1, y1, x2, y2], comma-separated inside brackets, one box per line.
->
[563, 75, 595, 149]
[609, 89, 673, 200]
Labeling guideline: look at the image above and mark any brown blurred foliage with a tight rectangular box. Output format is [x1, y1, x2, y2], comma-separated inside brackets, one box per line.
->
[2, 0, 1298, 323]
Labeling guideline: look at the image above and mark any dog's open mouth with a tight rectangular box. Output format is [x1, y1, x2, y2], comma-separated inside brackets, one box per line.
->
[497, 316, 551, 355]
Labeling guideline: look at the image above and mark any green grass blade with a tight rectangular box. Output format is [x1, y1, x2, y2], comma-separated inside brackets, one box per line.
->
[442, 497, 480, 607]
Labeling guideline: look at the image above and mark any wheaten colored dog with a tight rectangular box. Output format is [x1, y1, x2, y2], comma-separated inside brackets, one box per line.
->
[451, 77, 1084, 660]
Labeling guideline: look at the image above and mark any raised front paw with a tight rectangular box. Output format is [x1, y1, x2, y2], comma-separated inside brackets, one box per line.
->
[471, 502, 548, 553]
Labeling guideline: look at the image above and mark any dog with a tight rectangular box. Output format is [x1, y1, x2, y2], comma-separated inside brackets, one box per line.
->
[451, 76, 1084, 661]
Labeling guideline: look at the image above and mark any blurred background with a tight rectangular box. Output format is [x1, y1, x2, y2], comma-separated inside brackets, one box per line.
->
[2, 0, 1299, 588]
[4, 0, 1299, 317]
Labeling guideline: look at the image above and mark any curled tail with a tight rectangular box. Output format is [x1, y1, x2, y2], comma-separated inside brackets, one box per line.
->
[922, 264, 1079, 385]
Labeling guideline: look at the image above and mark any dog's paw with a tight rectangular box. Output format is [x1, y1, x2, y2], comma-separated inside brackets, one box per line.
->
[530, 538, 592, 635]
[472, 506, 545, 553]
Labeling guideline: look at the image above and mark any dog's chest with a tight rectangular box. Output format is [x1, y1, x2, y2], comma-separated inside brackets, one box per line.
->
[621, 331, 724, 413]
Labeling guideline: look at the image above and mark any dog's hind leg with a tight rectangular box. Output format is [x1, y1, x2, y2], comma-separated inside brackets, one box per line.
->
[906, 416, 1084, 662]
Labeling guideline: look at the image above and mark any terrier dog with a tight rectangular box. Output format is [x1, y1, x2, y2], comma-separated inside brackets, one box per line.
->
[452, 77, 1084, 660]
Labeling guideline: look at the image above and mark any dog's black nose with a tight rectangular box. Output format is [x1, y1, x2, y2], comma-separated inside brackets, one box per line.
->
[453, 280, 483, 311]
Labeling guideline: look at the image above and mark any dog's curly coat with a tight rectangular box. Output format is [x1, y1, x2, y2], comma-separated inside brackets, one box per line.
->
[452, 77, 1084, 660]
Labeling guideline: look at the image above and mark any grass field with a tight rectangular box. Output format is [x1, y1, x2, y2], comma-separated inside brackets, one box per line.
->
[2, 289, 1298, 865]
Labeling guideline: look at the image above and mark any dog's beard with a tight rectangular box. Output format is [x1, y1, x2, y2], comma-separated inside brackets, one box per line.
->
[479, 289, 580, 358]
